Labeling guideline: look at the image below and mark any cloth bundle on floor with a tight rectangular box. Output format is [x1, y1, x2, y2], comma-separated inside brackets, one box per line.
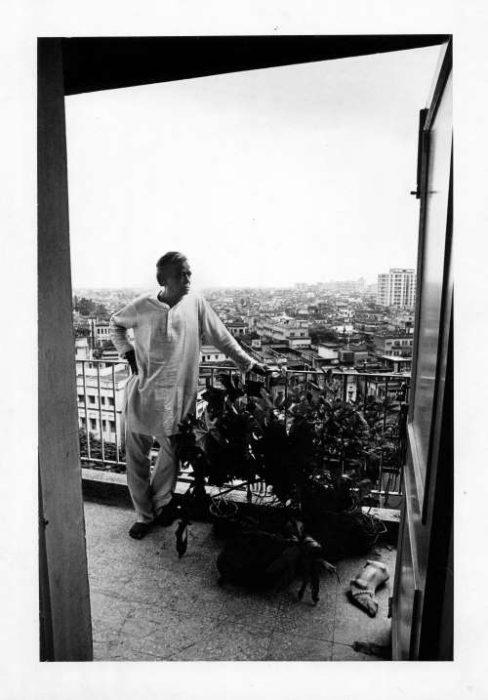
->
[348, 560, 389, 617]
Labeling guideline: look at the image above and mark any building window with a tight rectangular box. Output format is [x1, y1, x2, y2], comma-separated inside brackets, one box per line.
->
[102, 420, 107, 430]
[108, 397, 114, 406]
[88, 395, 95, 404]
[89, 418, 97, 430]
[109, 421, 115, 433]
[101, 396, 106, 405]
[80, 417, 86, 427]
[78, 394, 84, 403]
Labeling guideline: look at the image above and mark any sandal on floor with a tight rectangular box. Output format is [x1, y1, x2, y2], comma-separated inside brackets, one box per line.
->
[129, 521, 153, 539]
[348, 560, 389, 617]
[154, 500, 181, 527]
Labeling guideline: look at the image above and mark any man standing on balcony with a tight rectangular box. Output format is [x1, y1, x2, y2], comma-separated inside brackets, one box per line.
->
[110, 252, 266, 539]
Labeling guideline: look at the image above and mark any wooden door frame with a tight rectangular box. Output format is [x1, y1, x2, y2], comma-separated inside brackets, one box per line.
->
[391, 38, 453, 660]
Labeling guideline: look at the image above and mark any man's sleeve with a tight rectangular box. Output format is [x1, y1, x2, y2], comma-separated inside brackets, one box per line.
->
[198, 296, 254, 373]
[109, 302, 137, 358]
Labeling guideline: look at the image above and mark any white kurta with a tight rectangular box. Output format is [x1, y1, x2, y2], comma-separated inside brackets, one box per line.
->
[109, 291, 254, 438]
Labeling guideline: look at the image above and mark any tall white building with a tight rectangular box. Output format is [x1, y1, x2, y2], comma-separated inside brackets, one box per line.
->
[377, 268, 416, 309]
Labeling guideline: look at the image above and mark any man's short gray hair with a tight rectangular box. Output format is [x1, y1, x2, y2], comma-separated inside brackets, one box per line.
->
[156, 252, 187, 271]
[156, 252, 188, 285]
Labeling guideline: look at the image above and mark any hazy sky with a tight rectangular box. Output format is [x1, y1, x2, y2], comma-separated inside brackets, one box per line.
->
[66, 44, 442, 291]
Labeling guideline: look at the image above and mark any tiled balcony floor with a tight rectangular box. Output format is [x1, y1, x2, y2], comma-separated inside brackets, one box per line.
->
[84, 498, 396, 661]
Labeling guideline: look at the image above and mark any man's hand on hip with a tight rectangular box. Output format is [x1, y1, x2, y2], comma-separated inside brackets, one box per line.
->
[124, 349, 138, 375]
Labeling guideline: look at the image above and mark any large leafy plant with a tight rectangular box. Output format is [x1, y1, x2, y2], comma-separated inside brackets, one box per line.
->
[172, 372, 394, 561]
[173, 373, 383, 507]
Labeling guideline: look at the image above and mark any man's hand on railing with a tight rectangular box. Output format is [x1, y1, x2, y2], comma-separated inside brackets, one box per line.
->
[124, 349, 138, 375]
[251, 362, 271, 377]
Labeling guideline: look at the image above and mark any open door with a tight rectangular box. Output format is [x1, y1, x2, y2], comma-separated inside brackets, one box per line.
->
[392, 39, 453, 660]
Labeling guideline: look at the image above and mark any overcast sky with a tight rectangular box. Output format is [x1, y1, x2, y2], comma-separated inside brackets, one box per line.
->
[66, 44, 442, 291]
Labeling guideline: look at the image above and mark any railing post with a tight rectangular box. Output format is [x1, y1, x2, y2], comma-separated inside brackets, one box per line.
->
[284, 370, 289, 430]
[96, 362, 105, 463]
[378, 452, 384, 505]
[81, 360, 91, 461]
[112, 363, 119, 464]
[383, 378, 390, 433]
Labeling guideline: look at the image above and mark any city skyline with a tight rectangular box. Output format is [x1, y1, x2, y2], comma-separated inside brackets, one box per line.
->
[66, 45, 440, 289]
[73, 269, 405, 293]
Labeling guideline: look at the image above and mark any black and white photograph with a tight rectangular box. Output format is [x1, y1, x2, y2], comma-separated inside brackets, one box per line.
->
[4, 0, 487, 697]
[38, 33, 452, 663]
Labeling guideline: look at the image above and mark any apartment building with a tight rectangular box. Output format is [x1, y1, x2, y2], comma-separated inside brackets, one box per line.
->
[377, 268, 416, 309]
[76, 363, 130, 446]
[224, 321, 248, 337]
[256, 318, 311, 348]
[372, 331, 414, 357]
[317, 341, 341, 363]
[200, 345, 228, 363]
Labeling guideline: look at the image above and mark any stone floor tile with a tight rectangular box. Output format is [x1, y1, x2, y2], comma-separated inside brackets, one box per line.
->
[333, 589, 391, 647]
[115, 606, 222, 660]
[216, 586, 281, 633]
[332, 642, 385, 661]
[164, 620, 273, 661]
[90, 590, 133, 624]
[267, 632, 333, 661]
[142, 572, 228, 620]
[272, 582, 337, 641]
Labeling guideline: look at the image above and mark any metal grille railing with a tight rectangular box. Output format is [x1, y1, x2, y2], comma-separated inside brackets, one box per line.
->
[77, 359, 409, 501]
[76, 359, 129, 470]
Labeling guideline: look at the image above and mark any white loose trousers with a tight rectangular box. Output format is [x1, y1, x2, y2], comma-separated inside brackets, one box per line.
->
[125, 431, 178, 523]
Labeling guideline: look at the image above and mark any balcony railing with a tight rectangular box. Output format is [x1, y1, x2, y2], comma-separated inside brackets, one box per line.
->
[77, 359, 409, 503]
[76, 359, 130, 468]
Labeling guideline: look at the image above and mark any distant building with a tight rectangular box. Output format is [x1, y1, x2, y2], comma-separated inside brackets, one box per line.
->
[225, 321, 248, 337]
[338, 344, 369, 364]
[256, 318, 311, 348]
[378, 355, 413, 373]
[317, 341, 341, 363]
[372, 331, 414, 357]
[75, 337, 90, 360]
[200, 345, 228, 363]
[76, 363, 129, 446]
[377, 268, 416, 309]
[332, 323, 354, 335]
[323, 278, 366, 294]
[364, 283, 378, 300]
